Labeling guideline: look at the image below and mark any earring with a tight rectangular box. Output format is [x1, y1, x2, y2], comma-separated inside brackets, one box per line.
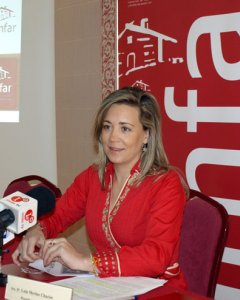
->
[142, 143, 147, 152]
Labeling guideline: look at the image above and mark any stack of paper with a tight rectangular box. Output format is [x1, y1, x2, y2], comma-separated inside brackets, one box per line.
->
[52, 276, 167, 300]
[29, 259, 92, 277]
[30, 259, 167, 299]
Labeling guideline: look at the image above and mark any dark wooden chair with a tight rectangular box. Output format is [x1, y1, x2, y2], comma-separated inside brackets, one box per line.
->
[179, 189, 229, 298]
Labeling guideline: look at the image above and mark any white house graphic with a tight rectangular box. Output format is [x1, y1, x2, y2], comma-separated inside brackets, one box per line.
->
[118, 18, 181, 76]
[132, 80, 150, 91]
[0, 6, 14, 21]
[0, 66, 11, 80]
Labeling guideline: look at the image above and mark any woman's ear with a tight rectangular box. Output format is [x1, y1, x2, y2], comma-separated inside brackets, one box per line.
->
[143, 129, 149, 144]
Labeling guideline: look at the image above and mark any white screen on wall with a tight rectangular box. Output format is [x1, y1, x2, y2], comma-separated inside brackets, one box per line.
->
[0, 0, 22, 122]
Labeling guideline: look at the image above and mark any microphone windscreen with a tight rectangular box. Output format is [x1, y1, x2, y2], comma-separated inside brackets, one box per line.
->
[0, 209, 15, 228]
[26, 186, 55, 218]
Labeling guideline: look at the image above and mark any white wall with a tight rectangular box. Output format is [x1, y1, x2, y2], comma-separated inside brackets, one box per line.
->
[0, 0, 57, 195]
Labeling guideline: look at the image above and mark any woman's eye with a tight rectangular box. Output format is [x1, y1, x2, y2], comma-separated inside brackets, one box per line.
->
[122, 126, 131, 132]
[102, 124, 110, 130]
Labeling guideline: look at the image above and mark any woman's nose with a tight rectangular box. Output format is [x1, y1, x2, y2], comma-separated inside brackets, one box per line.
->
[109, 128, 119, 141]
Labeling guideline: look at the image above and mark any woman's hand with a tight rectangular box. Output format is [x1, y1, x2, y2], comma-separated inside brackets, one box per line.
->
[41, 237, 92, 272]
[12, 224, 46, 266]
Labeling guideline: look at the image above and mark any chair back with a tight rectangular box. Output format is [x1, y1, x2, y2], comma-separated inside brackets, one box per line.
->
[179, 189, 228, 298]
[3, 175, 62, 198]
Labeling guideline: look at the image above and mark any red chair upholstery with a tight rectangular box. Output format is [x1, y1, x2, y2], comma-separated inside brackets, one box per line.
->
[179, 189, 229, 298]
[3, 175, 62, 198]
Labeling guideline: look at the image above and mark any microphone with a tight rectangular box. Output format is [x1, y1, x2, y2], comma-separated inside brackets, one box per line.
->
[0, 186, 56, 287]
[0, 186, 55, 235]
[26, 186, 55, 219]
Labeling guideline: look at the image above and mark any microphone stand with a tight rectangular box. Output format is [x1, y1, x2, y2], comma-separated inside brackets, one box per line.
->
[0, 222, 8, 286]
[0, 208, 15, 286]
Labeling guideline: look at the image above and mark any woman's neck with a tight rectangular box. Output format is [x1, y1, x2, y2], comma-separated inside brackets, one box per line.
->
[113, 165, 132, 185]
[114, 172, 130, 187]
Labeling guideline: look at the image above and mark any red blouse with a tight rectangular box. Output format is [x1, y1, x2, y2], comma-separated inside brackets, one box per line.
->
[41, 162, 187, 288]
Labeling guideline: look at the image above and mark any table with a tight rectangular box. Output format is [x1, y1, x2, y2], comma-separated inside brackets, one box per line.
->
[0, 264, 211, 300]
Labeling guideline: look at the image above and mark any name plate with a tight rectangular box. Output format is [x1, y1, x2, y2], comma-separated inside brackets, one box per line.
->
[5, 275, 72, 300]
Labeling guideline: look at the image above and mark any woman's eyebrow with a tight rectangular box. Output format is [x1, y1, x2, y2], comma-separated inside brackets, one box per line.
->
[119, 121, 134, 127]
[103, 119, 134, 127]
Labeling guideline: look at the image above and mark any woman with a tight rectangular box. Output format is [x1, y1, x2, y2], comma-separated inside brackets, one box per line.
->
[12, 87, 187, 288]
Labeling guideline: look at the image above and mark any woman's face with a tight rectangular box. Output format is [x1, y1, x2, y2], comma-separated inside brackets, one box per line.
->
[101, 103, 149, 172]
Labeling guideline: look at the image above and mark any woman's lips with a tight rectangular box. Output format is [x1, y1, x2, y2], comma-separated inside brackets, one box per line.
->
[109, 146, 124, 152]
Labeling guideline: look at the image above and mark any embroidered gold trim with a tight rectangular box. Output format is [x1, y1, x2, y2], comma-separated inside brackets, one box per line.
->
[102, 170, 139, 250]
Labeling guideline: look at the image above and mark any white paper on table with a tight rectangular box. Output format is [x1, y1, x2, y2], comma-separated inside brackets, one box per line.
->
[52, 276, 167, 300]
[29, 259, 93, 277]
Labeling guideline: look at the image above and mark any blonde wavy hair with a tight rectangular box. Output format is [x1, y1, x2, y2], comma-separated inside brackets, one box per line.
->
[92, 86, 175, 188]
